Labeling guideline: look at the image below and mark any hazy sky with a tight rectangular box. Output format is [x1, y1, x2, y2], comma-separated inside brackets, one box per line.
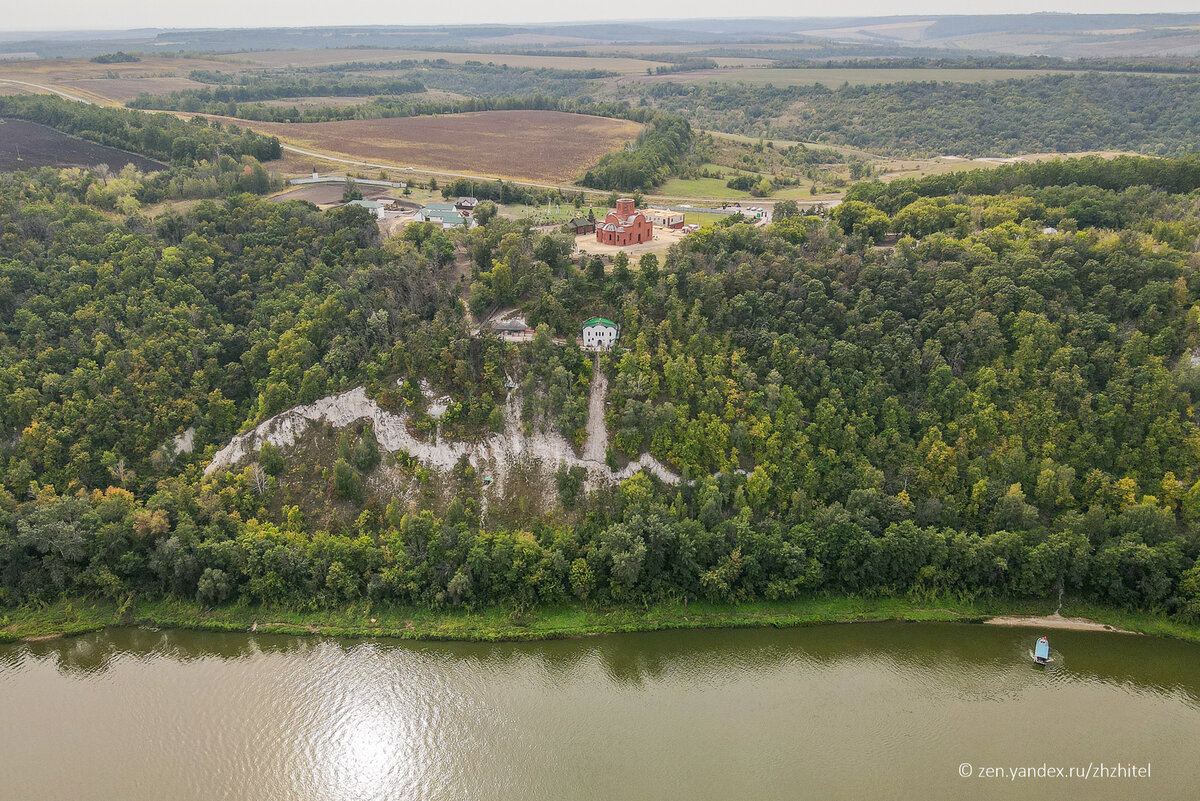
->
[8, 1, 1200, 33]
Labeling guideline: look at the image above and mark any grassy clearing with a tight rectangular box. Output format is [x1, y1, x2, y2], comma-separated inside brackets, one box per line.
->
[681, 210, 731, 227]
[5, 595, 1197, 645]
[659, 175, 756, 199]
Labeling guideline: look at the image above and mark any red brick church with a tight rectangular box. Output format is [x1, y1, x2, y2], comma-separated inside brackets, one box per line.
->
[596, 198, 652, 246]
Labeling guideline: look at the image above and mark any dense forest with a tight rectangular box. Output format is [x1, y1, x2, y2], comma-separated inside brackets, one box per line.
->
[3, 149, 1200, 621]
[633, 73, 1200, 157]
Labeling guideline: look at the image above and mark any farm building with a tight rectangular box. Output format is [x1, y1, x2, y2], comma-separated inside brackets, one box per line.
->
[415, 202, 472, 228]
[648, 209, 684, 229]
[596, 198, 652, 246]
[455, 197, 479, 214]
[566, 215, 596, 235]
[582, 317, 619, 351]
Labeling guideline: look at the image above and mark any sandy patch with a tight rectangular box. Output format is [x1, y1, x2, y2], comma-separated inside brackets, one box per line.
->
[984, 613, 1137, 634]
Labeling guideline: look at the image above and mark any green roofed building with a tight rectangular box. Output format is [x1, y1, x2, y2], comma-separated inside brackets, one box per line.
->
[582, 317, 619, 350]
[415, 202, 471, 228]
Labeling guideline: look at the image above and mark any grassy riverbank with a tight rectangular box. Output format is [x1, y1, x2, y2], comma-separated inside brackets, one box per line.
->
[4, 595, 1199, 645]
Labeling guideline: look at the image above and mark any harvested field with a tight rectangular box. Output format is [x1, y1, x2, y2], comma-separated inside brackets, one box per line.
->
[0, 118, 165, 172]
[63, 77, 206, 104]
[227, 110, 643, 184]
[0, 55, 247, 104]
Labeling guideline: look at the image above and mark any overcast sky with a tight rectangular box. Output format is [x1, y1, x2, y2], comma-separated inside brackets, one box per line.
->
[8, 1, 1200, 33]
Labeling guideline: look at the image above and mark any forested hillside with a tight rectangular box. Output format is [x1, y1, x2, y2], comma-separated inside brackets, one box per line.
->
[3, 153, 1200, 622]
[634, 73, 1200, 156]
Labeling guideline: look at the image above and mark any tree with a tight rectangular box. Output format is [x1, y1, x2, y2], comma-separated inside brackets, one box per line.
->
[773, 199, 800, 219]
[474, 200, 498, 226]
[333, 459, 365, 503]
[197, 568, 232, 605]
[342, 177, 362, 202]
[352, 426, 381, 473]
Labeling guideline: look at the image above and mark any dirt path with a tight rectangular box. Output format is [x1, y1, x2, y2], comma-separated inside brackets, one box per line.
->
[582, 357, 608, 464]
[984, 613, 1137, 634]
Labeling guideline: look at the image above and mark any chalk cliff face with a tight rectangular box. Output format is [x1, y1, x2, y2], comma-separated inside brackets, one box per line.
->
[205, 370, 679, 487]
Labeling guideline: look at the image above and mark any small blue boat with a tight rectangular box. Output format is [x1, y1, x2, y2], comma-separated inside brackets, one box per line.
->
[1030, 636, 1054, 665]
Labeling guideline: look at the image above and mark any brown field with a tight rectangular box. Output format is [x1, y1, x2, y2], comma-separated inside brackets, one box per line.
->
[61, 77, 206, 103]
[0, 118, 165, 172]
[224, 110, 643, 184]
[0, 55, 248, 105]
[238, 48, 667, 76]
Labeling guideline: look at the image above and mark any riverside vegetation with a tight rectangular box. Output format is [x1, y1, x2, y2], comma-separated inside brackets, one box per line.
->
[4, 103, 1200, 641]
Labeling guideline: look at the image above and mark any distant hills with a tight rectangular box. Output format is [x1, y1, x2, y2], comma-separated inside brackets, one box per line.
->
[5, 14, 1200, 60]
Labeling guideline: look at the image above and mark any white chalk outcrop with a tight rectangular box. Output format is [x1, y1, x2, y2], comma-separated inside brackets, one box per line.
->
[170, 426, 195, 456]
[205, 370, 679, 487]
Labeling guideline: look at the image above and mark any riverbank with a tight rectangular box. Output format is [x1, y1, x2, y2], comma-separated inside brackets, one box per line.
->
[4, 595, 1199, 645]
[984, 612, 1137, 634]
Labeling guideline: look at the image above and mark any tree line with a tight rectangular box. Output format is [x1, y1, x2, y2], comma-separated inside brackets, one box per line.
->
[579, 114, 694, 191]
[0, 95, 281, 165]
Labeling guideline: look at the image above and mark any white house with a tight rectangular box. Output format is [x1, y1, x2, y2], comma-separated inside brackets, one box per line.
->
[582, 317, 619, 351]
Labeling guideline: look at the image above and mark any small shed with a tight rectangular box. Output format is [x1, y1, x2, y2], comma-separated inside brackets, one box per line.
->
[491, 319, 536, 342]
[566, 216, 596, 235]
[455, 197, 479, 213]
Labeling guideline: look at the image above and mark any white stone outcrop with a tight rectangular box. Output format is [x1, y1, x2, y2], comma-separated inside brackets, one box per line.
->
[205, 374, 680, 488]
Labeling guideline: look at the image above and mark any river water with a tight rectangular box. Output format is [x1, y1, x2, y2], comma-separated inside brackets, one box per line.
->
[1, 622, 1197, 800]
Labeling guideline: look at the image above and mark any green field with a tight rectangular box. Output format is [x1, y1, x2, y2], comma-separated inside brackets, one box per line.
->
[684, 67, 1066, 87]
[682, 210, 731, 227]
[658, 175, 756, 199]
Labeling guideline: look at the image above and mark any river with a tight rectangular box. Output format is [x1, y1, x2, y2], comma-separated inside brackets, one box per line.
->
[1, 622, 1197, 800]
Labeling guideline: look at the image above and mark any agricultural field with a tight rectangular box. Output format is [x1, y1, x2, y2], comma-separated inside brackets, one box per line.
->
[0, 55, 248, 105]
[225, 110, 643, 184]
[0, 118, 165, 172]
[64, 76, 206, 104]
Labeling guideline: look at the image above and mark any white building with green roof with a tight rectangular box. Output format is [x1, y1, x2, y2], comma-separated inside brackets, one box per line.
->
[582, 317, 619, 351]
[415, 202, 471, 228]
